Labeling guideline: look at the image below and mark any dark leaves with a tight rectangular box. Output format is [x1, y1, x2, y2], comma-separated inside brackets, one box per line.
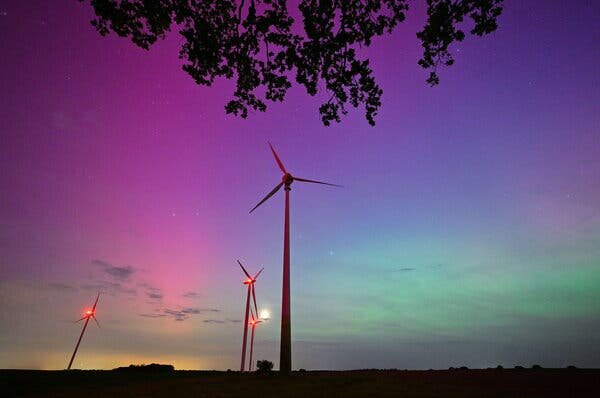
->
[80, 0, 503, 125]
[417, 0, 503, 86]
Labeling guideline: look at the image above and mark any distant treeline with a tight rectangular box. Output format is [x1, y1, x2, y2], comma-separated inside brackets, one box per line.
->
[112, 364, 174, 373]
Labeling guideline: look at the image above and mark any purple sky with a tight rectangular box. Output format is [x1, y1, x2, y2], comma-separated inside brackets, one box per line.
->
[1, 0, 599, 370]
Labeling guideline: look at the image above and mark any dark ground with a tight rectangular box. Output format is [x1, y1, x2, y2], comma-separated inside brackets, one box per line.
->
[1, 369, 599, 398]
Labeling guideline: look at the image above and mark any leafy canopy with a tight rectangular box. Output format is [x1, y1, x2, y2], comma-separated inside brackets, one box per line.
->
[80, 0, 503, 126]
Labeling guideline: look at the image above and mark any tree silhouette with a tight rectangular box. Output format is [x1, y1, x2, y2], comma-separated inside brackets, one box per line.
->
[79, 0, 503, 126]
[256, 359, 274, 373]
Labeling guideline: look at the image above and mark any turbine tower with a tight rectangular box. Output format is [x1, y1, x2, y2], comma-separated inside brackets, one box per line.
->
[67, 292, 101, 370]
[238, 260, 263, 371]
[250, 142, 340, 374]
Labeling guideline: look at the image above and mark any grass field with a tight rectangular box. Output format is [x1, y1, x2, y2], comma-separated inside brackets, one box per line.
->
[1, 368, 598, 397]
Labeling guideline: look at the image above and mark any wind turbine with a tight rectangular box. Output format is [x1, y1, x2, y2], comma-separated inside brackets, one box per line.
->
[67, 292, 101, 370]
[249, 142, 340, 374]
[246, 277, 265, 372]
[247, 310, 263, 372]
[238, 260, 263, 371]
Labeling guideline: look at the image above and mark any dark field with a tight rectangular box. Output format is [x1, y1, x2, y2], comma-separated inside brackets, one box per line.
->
[2, 369, 599, 398]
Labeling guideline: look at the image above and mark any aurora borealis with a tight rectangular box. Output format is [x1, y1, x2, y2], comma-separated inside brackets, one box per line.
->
[1, 0, 599, 371]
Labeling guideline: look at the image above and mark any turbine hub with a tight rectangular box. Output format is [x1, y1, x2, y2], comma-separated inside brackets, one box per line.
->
[282, 173, 293, 185]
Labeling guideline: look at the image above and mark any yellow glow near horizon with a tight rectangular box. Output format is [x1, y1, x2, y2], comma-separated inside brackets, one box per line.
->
[5, 350, 225, 370]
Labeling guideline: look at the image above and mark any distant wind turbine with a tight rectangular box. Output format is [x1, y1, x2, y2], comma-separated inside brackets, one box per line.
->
[250, 142, 340, 373]
[246, 278, 264, 372]
[248, 310, 263, 372]
[67, 292, 101, 370]
[237, 260, 263, 372]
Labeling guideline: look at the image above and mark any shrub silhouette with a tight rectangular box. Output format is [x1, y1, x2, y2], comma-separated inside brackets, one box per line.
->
[256, 360, 274, 374]
[531, 364, 542, 370]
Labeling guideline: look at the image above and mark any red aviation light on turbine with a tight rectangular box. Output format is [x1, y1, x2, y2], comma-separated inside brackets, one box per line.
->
[84, 309, 93, 316]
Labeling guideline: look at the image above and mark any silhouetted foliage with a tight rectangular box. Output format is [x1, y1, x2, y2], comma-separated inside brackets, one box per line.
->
[79, 0, 503, 126]
[112, 363, 174, 372]
[567, 365, 577, 370]
[514, 365, 524, 369]
[496, 365, 503, 370]
[256, 359, 274, 374]
[531, 364, 542, 370]
[459, 366, 469, 370]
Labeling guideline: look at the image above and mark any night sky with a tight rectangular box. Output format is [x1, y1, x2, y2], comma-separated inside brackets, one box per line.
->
[1, 0, 599, 370]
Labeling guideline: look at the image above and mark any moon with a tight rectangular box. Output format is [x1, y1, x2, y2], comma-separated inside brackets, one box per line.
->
[259, 309, 270, 320]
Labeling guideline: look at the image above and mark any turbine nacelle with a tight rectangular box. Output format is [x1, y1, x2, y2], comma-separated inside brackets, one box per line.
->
[75, 293, 101, 327]
[282, 173, 293, 185]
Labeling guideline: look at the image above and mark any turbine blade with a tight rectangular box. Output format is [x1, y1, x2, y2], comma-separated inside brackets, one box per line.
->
[268, 142, 286, 173]
[92, 292, 100, 311]
[75, 317, 86, 323]
[251, 285, 258, 319]
[92, 315, 101, 328]
[253, 267, 264, 280]
[249, 182, 283, 213]
[237, 260, 251, 279]
[293, 177, 342, 187]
